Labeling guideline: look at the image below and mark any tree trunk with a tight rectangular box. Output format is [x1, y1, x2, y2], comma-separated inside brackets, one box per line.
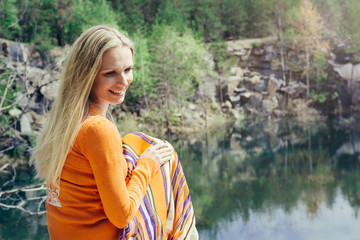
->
[218, 77, 223, 105]
[165, 80, 170, 133]
[350, 63, 354, 111]
[140, 52, 149, 111]
[278, 15, 286, 83]
[308, 128, 312, 179]
[306, 49, 310, 99]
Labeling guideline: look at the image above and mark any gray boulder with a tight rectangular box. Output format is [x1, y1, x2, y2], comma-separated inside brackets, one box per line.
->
[280, 81, 307, 98]
[267, 75, 285, 96]
[249, 92, 263, 109]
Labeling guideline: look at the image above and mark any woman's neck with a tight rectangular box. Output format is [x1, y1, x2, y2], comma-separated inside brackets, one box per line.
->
[89, 102, 109, 116]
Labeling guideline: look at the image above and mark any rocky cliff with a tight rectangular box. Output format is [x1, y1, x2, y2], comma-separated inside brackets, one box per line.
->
[220, 38, 359, 118]
[0, 37, 359, 155]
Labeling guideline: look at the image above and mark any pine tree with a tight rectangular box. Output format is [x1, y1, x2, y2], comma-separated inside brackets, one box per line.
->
[290, 0, 328, 98]
[0, 0, 20, 39]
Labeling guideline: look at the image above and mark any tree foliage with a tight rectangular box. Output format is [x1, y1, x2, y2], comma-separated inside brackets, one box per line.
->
[289, 0, 329, 98]
[312, 0, 360, 50]
[126, 31, 153, 108]
[290, 0, 327, 53]
[1, 0, 359, 119]
[0, 0, 359, 48]
[0, 0, 19, 39]
[149, 25, 209, 106]
[145, 25, 211, 127]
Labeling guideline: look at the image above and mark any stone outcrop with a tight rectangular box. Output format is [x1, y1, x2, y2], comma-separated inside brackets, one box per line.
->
[0, 39, 64, 151]
[0, 36, 359, 152]
[218, 38, 360, 118]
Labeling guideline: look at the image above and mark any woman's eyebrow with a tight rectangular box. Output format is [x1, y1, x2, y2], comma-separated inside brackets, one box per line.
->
[99, 65, 133, 72]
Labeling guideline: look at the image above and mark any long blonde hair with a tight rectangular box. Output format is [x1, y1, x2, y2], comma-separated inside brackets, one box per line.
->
[30, 25, 134, 187]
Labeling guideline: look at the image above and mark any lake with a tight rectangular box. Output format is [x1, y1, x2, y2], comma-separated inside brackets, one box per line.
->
[0, 116, 359, 240]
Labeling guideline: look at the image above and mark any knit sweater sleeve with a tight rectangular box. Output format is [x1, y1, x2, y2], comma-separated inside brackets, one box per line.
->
[80, 116, 160, 229]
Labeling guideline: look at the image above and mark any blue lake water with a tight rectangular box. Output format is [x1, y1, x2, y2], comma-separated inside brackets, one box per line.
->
[177, 116, 360, 240]
[0, 116, 359, 239]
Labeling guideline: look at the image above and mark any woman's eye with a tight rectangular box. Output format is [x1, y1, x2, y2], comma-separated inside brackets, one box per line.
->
[125, 67, 133, 72]
[105, 71, 115, 76]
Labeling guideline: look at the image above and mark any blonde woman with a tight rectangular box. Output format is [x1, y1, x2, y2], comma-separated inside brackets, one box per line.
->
[30, 25, 177, 239]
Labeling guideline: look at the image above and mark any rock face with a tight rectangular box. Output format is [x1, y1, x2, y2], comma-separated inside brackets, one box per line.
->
[0, 38, 64, 143]
[0, 35, 359, 152]
[329, 58, 360, 110]
[331, 62, 360, 80]
[219, 38, 359, 117]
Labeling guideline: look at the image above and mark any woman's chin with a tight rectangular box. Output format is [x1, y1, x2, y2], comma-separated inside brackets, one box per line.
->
[111, 98, 125, 105]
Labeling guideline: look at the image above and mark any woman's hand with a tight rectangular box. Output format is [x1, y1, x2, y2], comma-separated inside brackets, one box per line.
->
[140, 141, 173, 166]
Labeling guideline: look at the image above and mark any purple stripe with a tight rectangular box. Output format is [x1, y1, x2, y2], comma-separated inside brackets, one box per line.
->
[123, 149, 137, 167]
[171, 165, 180, 188]
[125, 222, 130, 235]
[180, 203, 192, 231]
[120, 228, 126, 240]
[132, 217, 139, 240]
[160, 166, 168, 207]
[174, 177, 184, 206]
[123, 148, 136, 160]
[171, 155, 181, 184]
[126, 216, 137, 239]
[143, 194, 156, 239]
[132, 132, 156, 145]
[182, 192, 191, 212]
[138, 220, 145, 240]
[139, 202, 153, 239]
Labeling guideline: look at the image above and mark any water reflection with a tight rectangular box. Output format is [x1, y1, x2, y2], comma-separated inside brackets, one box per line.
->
[201, 191, 360, 240]
[0, 211, 48, 240]
[0, 116, 359, 239]
[175, 116, 360, 239]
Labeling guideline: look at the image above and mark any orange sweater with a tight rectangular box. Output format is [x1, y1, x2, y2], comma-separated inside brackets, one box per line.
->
[46, 107, 160, 240]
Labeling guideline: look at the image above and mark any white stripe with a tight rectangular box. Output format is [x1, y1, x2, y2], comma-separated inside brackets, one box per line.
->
[123, 144, 140, 159]
[139, 195, 155, 240]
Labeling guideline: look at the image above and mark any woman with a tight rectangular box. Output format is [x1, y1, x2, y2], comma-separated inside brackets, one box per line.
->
[30, 25, 194, 239]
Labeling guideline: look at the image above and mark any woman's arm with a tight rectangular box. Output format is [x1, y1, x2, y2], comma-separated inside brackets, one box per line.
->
[80, 117, 163, 228]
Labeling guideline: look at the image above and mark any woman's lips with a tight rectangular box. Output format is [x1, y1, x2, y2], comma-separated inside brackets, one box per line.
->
[109, 89, 125, 95]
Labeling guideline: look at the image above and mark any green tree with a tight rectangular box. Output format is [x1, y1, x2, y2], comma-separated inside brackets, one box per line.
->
[13, 0, 58, 51]
[290, 0, 328, 98]
[64, 0, 120, 44]
[188, 0, 225, 41]
[55, 0, 75, 46]
[156, 0, 191, 34]
[112, 0, 163, 36]
[313, 0, 360, 49]
[0, 0, 19, 39]
[220, 0, 248, 39]
[149, 25, 210, 128]
[126, 31, 153, 110]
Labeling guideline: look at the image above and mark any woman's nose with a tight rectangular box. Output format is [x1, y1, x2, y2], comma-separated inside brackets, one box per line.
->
[117, 73, 128, 86]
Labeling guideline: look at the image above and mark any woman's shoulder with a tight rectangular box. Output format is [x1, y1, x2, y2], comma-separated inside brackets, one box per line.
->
[82, 115, 111, 126]
[75, 115, 122, 158]
[79, 115, 118, 139]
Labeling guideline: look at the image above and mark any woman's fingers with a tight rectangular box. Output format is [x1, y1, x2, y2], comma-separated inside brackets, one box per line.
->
[153, 142, 170, 150]
[154, 141, 173, 164]
[139, 140, 174, 166]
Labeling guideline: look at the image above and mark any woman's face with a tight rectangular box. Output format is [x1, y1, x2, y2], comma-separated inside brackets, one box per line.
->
[90, 45, 133, 113]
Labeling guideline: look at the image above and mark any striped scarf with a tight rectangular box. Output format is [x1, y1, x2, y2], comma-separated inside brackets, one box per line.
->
[120, 132, 198, 240]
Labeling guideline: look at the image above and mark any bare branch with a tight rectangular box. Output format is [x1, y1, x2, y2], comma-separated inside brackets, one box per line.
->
[0, 162, 16, 190]
[0, 162, 10, 172]
[0, 202, 46, 215]
[0, 183, 45, 197]
[7, 0, 29, 28]
[0, 182, 46, 215]
[37, 195, 46, 212]
[26, 196, 47, 201]
[0, 73, 16, 110]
